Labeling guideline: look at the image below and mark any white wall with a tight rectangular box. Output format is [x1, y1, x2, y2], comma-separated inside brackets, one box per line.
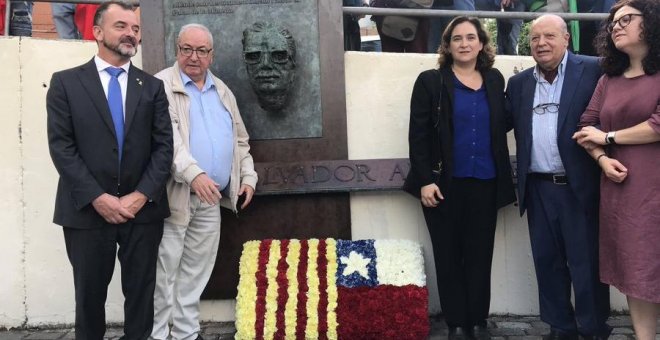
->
[0, 37, 626, 328]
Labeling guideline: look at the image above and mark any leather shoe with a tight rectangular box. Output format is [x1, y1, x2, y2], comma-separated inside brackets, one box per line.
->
[471, 325, 491, 340]
[449, 326, 469, 340]
[543, 330, 578, 340]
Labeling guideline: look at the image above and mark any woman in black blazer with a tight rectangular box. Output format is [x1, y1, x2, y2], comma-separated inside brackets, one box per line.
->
[407, 16, 515, 340]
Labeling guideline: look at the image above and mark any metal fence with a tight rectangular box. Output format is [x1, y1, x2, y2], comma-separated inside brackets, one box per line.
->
[4, 3, 608, 40]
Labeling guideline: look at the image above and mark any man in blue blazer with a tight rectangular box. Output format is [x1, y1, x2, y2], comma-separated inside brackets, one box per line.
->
[506, 15, 610, 340]
[46, 2, 173, 339]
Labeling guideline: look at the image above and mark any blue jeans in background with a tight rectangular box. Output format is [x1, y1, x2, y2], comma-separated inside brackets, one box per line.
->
[9, 1, 32, 36]
[475, 0, 526, 55]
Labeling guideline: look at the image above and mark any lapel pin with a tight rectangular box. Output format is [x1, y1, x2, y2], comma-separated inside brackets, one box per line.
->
[136, 78, 143, 86]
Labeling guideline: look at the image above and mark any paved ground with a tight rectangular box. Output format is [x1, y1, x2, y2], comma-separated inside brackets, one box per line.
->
[0, 315, 658, 340]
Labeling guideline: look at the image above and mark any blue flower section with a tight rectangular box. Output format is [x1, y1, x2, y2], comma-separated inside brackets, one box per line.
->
[336, 239, 378, 288]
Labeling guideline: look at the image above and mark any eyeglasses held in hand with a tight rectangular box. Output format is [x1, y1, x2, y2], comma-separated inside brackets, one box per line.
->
[178, 45, 212, 58]
[243, 50, 290, 65]
[606, 13, 642, 33]
[533, 103, 559, 115]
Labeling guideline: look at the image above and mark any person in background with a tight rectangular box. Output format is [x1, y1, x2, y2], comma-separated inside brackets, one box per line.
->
[51, 3, 80, 39]
[370, 0, 430, 53]
[408, 16, 515, 340]
[475, 0, 526, 55]
[573, 1, 660, 339]
[343, 0, 364, 51]
[9, 0, 32, 36]
[151, 23, 257, 340]
[506, 14, 611, 340]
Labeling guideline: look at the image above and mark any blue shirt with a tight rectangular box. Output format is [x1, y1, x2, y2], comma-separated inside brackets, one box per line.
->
[529, 51, 567, 174]
[451, 75, 496, 179]
[182, 71, 234, 191]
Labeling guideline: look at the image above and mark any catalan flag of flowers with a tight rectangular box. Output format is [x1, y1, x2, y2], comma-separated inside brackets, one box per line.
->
[235, 239, 429, 340]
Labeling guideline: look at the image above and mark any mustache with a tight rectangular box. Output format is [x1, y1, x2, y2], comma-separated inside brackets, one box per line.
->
[120, 36, 138, 47]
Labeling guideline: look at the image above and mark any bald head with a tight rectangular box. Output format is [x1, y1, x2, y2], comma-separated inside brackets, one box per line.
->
[532, 14, 568, 34]
[529, 14, 570, 71]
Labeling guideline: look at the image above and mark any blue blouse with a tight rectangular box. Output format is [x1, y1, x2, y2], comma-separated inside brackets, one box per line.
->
[451, 75, 496, 179]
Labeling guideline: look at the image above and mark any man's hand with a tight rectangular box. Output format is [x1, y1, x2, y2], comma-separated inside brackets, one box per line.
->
[119, 191, 148, 216]
[421, 183, 444, 208]
[600, 157, 628, 183]
[238, 184, 255, 210]
[191, 173, 222, 205]
[92, 193, 134, 224]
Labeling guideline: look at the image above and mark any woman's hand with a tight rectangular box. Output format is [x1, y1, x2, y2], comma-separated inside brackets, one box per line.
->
[572, 126, 607, 149]
[600, 156, 628, 183]
[421, 183, 444, 208]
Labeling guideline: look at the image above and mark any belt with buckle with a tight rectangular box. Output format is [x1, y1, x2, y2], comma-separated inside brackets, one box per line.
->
[530, 173, 568, 185]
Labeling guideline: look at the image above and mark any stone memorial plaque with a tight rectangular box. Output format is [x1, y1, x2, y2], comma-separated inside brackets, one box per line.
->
[162, 0, 322, 140]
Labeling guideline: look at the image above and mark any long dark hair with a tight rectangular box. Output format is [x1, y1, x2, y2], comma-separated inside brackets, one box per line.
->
[595, 0, 660, 76]
[437, 16, 495, 72]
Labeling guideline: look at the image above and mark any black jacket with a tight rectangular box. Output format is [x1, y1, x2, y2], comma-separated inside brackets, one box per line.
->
[47, 58, 173, 228]
[408, 66, 516, 209]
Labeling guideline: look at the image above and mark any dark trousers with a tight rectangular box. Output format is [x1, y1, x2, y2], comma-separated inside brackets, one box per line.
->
[423, 177, 497, 328]
[526, 177, 610, 336]
[63, 221, 164, 340]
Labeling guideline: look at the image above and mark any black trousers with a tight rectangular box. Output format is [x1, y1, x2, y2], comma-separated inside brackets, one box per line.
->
[422, 177, 497, 328]
[63, 221, 164, 340]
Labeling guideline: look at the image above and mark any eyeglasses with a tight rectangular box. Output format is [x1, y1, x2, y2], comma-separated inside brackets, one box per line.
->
[178, 45, 212, 58]
[533, 103, 559, 115]
[606, 13, 643, 33]
[243, 50, 290, 65]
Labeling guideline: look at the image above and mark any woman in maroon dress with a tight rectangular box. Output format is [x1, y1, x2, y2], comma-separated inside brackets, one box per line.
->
[572, 0, 660, 339]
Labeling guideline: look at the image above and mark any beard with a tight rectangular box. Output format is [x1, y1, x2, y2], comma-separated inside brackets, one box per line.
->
[103, 36, 138, 58]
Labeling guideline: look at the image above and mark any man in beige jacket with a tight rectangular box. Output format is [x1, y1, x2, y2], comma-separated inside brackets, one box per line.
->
[151, 23, 257, 340]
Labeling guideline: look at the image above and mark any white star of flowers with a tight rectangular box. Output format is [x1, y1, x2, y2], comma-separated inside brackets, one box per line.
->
[340, 251, 371, 279]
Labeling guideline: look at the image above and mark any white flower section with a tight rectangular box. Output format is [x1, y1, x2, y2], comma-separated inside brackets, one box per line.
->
[339, 250, 371, 279]
[374, 240, 426, 287]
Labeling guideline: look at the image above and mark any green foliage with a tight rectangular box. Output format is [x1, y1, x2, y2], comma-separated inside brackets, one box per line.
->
[484, 19, 498, 51]
[518, 21, 531, 56]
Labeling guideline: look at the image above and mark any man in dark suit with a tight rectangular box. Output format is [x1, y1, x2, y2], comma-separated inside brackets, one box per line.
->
[506, 14, 610, 340]
[46, 1, 173, 339]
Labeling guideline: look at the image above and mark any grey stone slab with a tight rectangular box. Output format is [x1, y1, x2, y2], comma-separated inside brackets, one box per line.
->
[525, 328, 551, 336]
[0, 331, 29, 340]
[23, 331, 65, 340]
[608, 334, 632, 340]
[612, 327, 635, 335]
[530, 321, 550, 329]
[490, 328, 526, 336]
[203, 323, 236, 335]
[508, 336, 542, 340]
[59, 331, 74, 340]
[607, 316, 633, 327]
[102, 328, 124, 339]
[495, 322, 533, 330]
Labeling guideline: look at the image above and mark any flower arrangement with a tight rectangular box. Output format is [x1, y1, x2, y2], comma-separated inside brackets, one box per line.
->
[235, 238, 429, 339]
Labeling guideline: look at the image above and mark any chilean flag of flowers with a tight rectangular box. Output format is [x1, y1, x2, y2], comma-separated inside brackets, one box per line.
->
[235, 238, 429, 340]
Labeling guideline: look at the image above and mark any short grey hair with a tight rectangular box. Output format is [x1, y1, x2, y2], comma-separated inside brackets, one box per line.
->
[177, 23, 214, 48]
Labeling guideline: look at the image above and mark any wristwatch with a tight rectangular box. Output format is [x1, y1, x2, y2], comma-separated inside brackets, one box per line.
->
[606, 131, 617, 145]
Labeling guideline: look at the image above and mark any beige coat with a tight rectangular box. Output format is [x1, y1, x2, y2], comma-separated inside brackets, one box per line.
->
[155, 63, 258, 226]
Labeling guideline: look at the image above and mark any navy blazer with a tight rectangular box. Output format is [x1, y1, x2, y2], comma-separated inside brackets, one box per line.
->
[47, 58, 173, 228]
[506, 52, 602, 215]
[409, 67, 516, 209]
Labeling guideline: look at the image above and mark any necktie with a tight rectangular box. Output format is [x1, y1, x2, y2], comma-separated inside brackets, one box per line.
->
[106, 67, 125, 161]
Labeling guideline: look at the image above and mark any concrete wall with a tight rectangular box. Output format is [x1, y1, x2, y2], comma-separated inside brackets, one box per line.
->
[0, 37, 626, 328]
